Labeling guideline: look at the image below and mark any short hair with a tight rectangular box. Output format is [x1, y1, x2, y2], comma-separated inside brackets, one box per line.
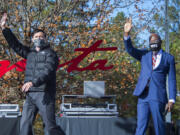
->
[32, 29, 46, 38]
[149, 33, 161, 42]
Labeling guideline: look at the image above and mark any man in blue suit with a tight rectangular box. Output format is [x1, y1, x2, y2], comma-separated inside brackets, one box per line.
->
[123, 18, 177, 135]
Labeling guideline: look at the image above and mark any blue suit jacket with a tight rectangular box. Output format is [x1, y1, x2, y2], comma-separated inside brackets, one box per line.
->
[124, 37, 177, 103]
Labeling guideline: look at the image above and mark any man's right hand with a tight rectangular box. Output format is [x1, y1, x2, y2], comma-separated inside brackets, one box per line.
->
[124, 17, 132, 37]
[0, 13, 7, 30]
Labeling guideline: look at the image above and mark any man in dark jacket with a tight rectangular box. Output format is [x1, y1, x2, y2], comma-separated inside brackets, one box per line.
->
[0, 13, 64, 135]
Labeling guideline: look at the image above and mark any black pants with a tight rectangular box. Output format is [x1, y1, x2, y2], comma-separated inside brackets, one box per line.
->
[20, 92, 65, 135]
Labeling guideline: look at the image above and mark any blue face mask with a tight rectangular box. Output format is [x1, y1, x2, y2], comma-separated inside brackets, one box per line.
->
[33, 38, 46, 48]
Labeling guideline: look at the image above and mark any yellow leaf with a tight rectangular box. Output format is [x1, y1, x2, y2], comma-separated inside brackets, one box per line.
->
[112, 38, 116, 42]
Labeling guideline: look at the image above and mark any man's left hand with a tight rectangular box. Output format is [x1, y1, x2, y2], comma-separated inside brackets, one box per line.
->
[166, 101, 174, 112]
[22, 82, 33, 92]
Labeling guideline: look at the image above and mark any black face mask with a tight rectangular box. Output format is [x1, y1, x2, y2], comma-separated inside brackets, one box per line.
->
[149, 39, 161, 51]
[33, 39, 47, 48]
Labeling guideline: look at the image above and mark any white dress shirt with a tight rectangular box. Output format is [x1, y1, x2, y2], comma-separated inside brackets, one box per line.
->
[153, 51, 161, 70]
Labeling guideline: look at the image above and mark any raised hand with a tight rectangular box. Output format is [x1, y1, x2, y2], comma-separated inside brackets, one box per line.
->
[124, 17, 132, 35]
[0, 12, 7, 30]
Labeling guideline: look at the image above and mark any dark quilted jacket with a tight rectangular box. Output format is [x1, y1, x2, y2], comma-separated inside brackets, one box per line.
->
[2, 28, 58, 93]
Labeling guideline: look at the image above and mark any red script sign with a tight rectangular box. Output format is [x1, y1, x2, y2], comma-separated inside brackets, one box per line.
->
[0, 40, 117, 77]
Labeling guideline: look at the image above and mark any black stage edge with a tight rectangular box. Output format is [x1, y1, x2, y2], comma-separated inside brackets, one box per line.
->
[55, 117, 137, 135]
[0, 117, 20, 135]
[0, 117, 179, 135]
[54, 117, 180, 135]
[176, 120, 180, 135]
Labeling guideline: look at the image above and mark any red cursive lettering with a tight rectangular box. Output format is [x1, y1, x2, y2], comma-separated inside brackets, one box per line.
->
[0, 40, 117, 78]
[58, 40, 117, 72]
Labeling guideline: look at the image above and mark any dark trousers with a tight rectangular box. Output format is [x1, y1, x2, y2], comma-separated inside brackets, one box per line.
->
[20, 92, 65, 135]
